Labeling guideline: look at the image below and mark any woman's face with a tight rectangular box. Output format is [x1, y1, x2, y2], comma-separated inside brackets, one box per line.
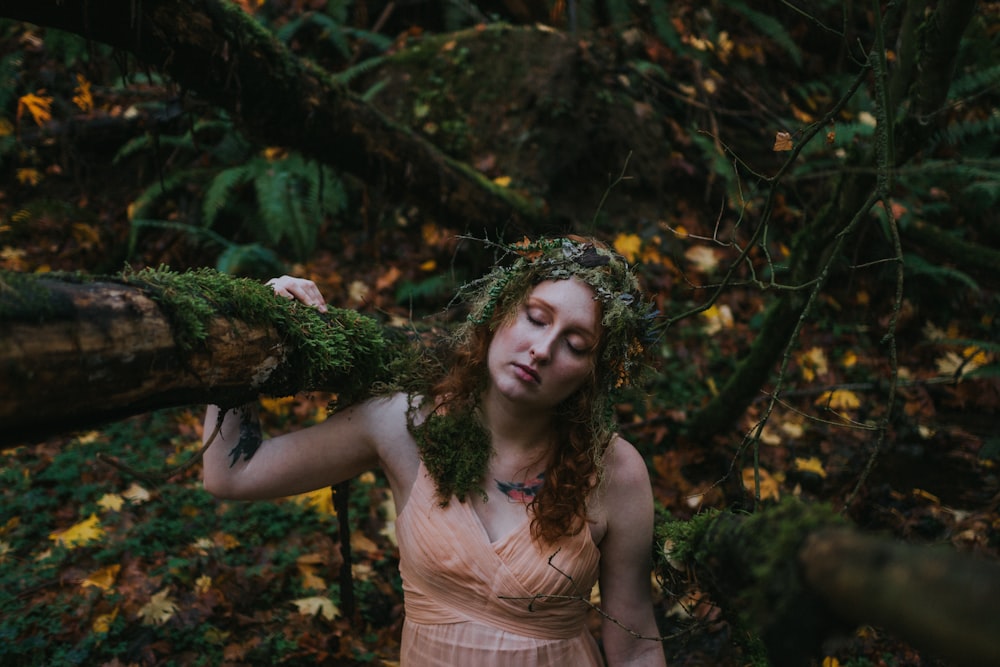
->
[486, 278, 602, 412]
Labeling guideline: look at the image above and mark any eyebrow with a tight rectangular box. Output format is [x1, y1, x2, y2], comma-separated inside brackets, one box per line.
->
[526, 296, 600, 343]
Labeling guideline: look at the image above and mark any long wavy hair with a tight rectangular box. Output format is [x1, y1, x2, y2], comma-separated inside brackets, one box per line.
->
[408, 237, 654, 543]
[427, 295, 610, 544]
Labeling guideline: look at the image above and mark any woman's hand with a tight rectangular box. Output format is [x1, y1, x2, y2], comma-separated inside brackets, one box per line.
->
[266, 275, 328, 313]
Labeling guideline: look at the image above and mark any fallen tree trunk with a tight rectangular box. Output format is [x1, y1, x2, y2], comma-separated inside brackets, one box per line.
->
[0, 269, 402, 446]
[0, 0, 543, 235]
[663, 500, 1000, 667]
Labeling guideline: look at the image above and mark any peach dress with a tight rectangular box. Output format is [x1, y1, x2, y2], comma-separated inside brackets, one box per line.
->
[395, 461, 604, 666]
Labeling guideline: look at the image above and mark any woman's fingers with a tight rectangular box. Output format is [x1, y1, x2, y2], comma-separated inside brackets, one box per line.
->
[266, 276, 328, 312]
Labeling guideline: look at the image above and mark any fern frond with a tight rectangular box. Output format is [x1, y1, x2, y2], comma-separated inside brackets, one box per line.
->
[276, 11, 350, 59]
[929, 113, 1000, 152]
[948, 62, 1000, 100]
[202, 162, 257, 229]
[333, 56, 389, 87]
[724, 0, 803, 68]
[129, 167, 215, 219]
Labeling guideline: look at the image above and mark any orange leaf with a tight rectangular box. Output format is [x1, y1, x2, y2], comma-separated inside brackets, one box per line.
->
[773, 130, 793, 151]
[17, 91, 53, 126]
[72, 74, 93, 113]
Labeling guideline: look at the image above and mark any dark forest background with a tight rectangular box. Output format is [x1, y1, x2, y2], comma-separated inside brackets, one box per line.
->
[1, 1, 998, 666]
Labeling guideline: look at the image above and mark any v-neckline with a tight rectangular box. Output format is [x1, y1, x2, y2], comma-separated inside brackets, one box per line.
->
[467, 499, 532, 548]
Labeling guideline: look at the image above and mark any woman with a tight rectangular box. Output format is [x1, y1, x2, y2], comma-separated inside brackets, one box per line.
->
[202, 237, 666, 666]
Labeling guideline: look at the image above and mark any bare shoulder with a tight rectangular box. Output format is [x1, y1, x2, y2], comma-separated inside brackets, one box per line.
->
[603, 435, 653, 494]
[353, 391, 421, 498]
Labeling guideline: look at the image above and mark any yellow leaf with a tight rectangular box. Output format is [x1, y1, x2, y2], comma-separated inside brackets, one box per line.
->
[419, 259, 437, 272]
[287, 487, 336, 517]
[794, 457, 827, 478]
[17, 91, 53, 126]
[492, 175, 512, 187]
[700, 304, 733, 335]
[0, 117, 13, 137]
[123, 482, 151, 504]
[613, 233, 642, 262]
[741, 467, 780, 501]
[291, 596, 340, 620]
[773, 130, 793, 151]
[822, 657, 840, 667]
[92, 607, 118, 634]
[798, 346, 828, 382]
[16, 168, 42, 186]
[49, 513, 104, 548]
[195, 575, 213, 594]
[935, 347, 990, 378]
[72, 74, 93, 113]
[0, 540, 11, 564]
[815, 389, 860, 411]
[358, 471, 377, 485]
[841, 350, 858, 368]
[260, 395, 295, 415]
[138, 588, 178, 626]
[81, 564, 121, 591]
[97, 493, 125, 512]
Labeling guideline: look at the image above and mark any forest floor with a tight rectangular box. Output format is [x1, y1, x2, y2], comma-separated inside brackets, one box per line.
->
[2, 8, 999, 667]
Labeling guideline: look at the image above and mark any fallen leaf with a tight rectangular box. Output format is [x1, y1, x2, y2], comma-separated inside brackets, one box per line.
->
[49, 513, 104, 548]
[815, 389, 860, 411]
[122, 482, 151, 505]
[742, 467, 780, 501]
[92, 607, 118, 634]
[17, 91, 53, 126]
[292, 596, 340, 620]
[97, 493, 125, 512]
[138, 588, 178, 626]
[794, 457, 827, 478]
[81, 564, 121, 591]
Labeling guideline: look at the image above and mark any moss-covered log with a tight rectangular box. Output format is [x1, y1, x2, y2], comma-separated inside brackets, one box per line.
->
[0, 0, 543, 235]
[662, 501, 1000, 667]
[0, 269, 402, 446]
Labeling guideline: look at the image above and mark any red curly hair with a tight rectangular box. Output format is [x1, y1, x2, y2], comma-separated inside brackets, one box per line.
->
[428, 293, 610, 544]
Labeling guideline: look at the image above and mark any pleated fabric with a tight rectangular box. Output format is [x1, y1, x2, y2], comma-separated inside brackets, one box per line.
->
[395, 461, 604, 666]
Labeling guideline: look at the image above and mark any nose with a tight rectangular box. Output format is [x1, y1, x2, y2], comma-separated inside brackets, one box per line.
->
[529, 338, 553, 363]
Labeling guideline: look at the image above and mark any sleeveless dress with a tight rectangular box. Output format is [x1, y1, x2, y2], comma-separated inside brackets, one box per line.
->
[394, 461, 604, 666]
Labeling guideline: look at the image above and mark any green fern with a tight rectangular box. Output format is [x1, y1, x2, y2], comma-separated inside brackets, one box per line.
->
[202, 161, 258, 229]
[723, 0, 803, 68]
[276, 11, 351, 59]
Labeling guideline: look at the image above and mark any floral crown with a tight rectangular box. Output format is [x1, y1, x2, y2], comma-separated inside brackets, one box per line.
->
[460, 236, 658, 391]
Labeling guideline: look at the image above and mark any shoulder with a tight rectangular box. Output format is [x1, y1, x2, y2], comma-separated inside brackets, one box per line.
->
[602, 435, 652, 493]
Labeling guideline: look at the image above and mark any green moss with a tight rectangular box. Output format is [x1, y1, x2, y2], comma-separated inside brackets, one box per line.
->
[120, 266, 400, 403]
[408, 403, 491, 504]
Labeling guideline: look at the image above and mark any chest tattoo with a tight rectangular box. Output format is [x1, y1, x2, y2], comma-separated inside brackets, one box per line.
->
[496, 473, 545, 502]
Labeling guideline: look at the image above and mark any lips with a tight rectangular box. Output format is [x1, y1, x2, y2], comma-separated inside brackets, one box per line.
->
[512, 363, 541, 384]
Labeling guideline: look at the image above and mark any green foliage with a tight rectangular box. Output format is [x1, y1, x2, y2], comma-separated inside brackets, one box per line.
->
[116, 111, 350, 267]
[723, 1, 802, 68]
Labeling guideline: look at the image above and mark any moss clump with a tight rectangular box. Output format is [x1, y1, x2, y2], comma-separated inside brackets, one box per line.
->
[408, 402, 492, 504]
[121, 266, 402, 403]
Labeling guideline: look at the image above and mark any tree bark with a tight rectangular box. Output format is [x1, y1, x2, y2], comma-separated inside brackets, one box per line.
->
[0, 270, 400, 446]
[667, 501, 1000, 667]
[0, 0, 543, 235]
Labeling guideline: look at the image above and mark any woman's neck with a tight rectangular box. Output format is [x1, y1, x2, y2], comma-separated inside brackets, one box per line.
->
[480, 386, 555, 458]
